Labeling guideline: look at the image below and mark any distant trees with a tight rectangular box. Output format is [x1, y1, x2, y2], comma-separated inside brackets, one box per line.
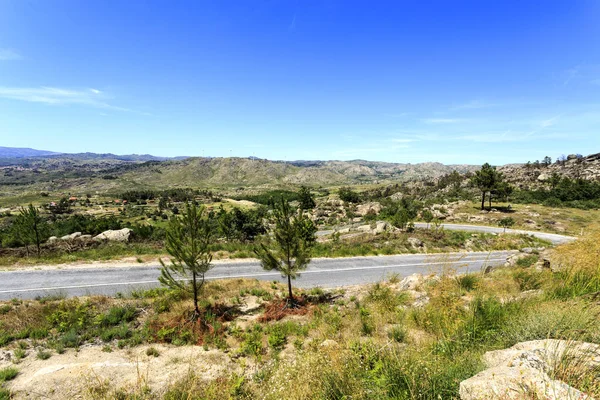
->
[513, 176, 600, 209]
[48, 197, 71, 215]
[380, 197, 420, 230]
[14, 204, 48, 257]
[298, 186, 316, 210]
[159, 202, 216, 318]
[338, 187, 361, 203]
[254, 199, 317, 306]
[542, 156, 552, 167]
[422, 209, 434, 229]
[492, 181, 514, 203]
[216, 206, 266, 242]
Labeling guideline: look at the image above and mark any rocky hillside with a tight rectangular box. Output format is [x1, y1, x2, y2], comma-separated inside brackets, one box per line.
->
[0, 154, 479, 193]
[114, 157, 479, 189]
[499, 153, 600, 188]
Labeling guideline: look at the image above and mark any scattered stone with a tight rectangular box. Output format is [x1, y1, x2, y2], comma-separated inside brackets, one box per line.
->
[373, 221, 390, 234]
[534, 258, 551, 271]
[47, 236, 58, 244]
[320, 339, 339, 349]
[407, 237, 424, 248]
[355, 202, 382, 217]
[93, 228, 133, 242]
[505, 253, 534, 268]
[405, 290, 430, 307]
[239, 296, 263, 314]
[537, 173, 550, 181]
[60, 232, 82, 241]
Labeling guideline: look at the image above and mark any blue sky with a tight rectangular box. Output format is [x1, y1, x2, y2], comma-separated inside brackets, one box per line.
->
[0, 0, 599, 164]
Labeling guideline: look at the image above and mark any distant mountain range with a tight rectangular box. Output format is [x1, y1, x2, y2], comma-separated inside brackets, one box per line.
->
[0, 146, 187, 162]
[0, 146, 62, 158]
[1, 146, 596, 193]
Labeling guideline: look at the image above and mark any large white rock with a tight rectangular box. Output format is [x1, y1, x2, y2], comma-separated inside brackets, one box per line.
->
[407, 237, 424, 248]
[460, 339, 599, 400]
[355, 202, 382, 217]
[60, 232, 82, 241]
[93, 228, 133, 242]
[398, 273, 424, 291]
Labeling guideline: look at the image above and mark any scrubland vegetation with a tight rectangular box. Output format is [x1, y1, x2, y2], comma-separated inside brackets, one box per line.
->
[0, 229, 599, 398]
[1, 158, 600, 398]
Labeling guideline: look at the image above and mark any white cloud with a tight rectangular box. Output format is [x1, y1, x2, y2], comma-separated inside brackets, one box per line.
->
[540, 116, 560, 128]
[0, 48, 21, 61]
[0, 86, 132, 112]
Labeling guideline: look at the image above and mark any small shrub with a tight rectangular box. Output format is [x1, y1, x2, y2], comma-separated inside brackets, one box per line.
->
[267, 326, 286, 351]
[96, 305, 137, 327]
[241, 329, 263, 357]
[36, 349, 52, 360]
[359, 307, 374, 336]
[456, 274, 480, 292]
[146, 347, 160, 357]
[512, 269, 543, 291]
[13, 348, 26, 361]
[388, 325, 407, 343]
[0, 367, 18, 382]
[59, 329, 80, 348]
[516, 255, 539, 268]
[0, 388, 10, 400]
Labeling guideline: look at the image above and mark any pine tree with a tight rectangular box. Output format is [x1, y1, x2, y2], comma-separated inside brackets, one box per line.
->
[470, 163, 500, 210]
[298, 186, 316, 210]
[159, 202, 215, 318]
[254, 199, 316, 307]
[13, 204, 48, 257]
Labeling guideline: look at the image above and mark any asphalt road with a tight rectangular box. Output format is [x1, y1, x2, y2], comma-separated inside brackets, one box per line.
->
[0, 251, 516, 300]
[0, 225, 575, 300]
[319, 223, 575, 245]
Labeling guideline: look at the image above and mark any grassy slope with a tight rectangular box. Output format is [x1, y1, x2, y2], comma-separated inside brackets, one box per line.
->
[0, 231, 599, 398]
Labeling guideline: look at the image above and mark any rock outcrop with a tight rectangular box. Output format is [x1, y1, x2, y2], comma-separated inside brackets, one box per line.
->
[460, 339, 599, 399]
[93, 228, 133, 242]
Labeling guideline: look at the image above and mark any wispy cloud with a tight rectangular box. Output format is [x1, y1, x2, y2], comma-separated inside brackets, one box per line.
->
[564, 65, 580, 86]
[540, 115, 560, 128]
[0, 86, 137, 112]
[288, 14, 297, 32]
[0, 48, 21, 61]
[422, 118, 465, 124]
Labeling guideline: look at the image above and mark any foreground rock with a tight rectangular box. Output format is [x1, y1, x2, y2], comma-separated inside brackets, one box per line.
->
[93, 228, 133, 242]
[4, 344, 242, 399]
[460, 339, 599, 400]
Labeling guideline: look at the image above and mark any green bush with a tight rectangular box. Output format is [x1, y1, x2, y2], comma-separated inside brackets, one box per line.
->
[267, 326, 286, 351]
[0, 367, 18, 382]
[95, 305, 138, 327]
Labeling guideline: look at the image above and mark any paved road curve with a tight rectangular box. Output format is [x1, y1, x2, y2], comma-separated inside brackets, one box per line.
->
[0, 225, 575, 300]
[319, 223, 575, 245]
[0, 251, 514, 300]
